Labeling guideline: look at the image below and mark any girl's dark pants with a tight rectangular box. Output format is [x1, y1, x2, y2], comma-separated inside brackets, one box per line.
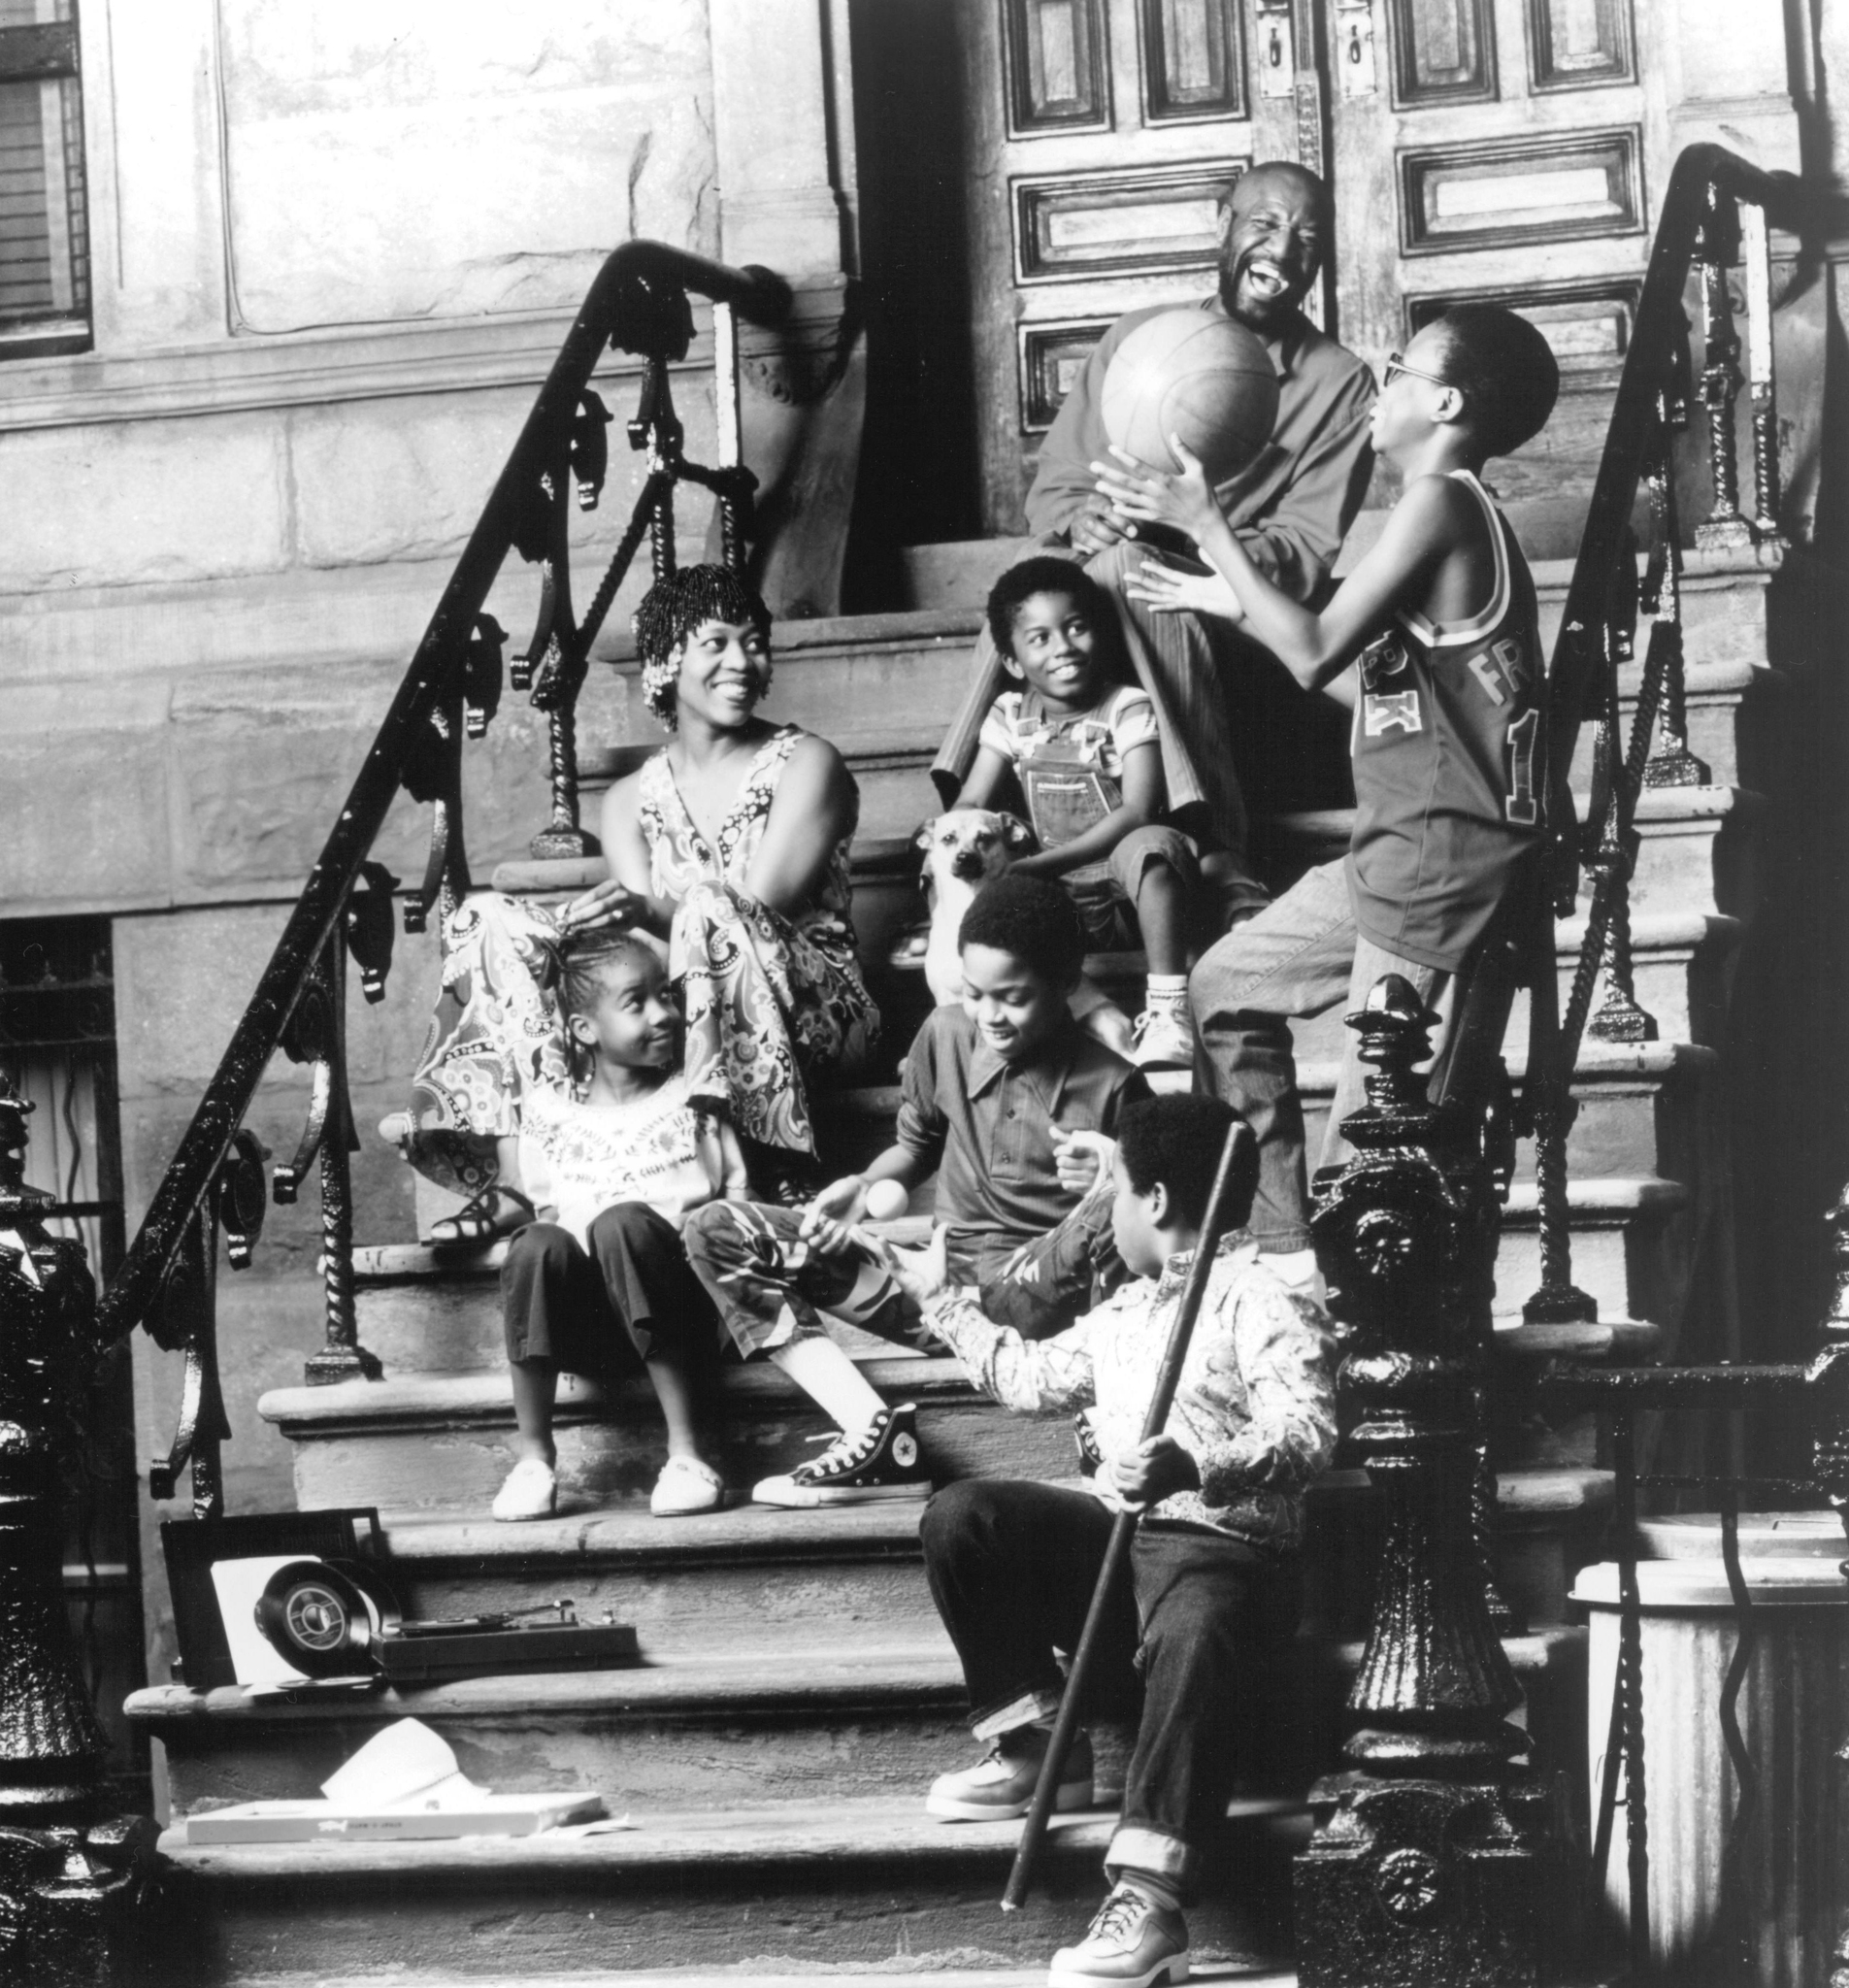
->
[502, 1205, 717, 1375]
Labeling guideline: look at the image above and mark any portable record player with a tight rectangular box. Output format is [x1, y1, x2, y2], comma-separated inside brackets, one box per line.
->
[162, 1508, 639, 1689]
[252, 1556, 638, 1683]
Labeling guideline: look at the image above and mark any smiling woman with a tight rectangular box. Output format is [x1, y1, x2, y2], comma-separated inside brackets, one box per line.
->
[392, 567, 879, 1238]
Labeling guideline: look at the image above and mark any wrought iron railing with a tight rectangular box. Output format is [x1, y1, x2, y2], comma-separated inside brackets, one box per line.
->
[1520, 143, 1800, 1325]
[92, 241, 789, 1516]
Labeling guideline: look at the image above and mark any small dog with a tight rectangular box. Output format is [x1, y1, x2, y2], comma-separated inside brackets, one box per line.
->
[912, 809, 1134, 1055]
[914, 809, 1035, 1004]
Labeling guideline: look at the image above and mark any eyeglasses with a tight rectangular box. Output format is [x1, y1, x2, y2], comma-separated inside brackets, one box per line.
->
[1383, 350, 1456, 391]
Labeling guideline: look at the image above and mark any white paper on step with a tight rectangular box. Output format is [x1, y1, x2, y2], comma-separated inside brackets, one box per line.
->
[182, 1719, 611, 1844]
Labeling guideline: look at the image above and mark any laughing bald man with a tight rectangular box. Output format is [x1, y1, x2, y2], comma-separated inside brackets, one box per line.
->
[931, 162, 1376, 922]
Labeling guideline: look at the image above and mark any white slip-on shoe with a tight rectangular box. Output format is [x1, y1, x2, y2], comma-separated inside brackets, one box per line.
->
[490, 1456, 557, 1523]
[650, 1454, 726, 1516]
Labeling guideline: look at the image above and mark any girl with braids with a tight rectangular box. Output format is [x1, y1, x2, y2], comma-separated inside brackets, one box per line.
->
[492, 932, 744, 1520]
[492, 930, 922, 1520]
[391, 565, 878, 1238]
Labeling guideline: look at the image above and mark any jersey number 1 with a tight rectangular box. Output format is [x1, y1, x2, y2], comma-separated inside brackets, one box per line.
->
[1505, 710, 1539, 826]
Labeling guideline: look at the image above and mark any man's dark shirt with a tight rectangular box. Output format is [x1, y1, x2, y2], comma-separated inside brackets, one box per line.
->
[1029, 298, 1376, 605]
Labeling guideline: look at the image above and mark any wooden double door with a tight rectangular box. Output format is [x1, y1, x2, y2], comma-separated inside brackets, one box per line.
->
[859, 0, 1717, 550]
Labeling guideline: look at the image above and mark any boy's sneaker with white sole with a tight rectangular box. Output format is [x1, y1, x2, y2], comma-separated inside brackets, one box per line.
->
[1130, 1006, 1196, 1073]
[925, 1727, 1094, 1822]
[751, 1403, 931, 1507]
[490, 1456, 557, 1522]
[1048, 1883, 1189, 1987]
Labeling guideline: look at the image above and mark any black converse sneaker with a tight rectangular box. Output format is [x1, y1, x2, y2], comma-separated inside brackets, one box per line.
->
[751, 1404, 931, 1508]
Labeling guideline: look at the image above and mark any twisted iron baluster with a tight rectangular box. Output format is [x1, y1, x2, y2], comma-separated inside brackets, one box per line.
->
[1641, 410, 1711, 790]
[1524, 621, 1597, 1325]
[1695, 183, 1753, 550]
[1589, 534, 1655, 1044]
[647, 362, 681, 586]
[304, 934, 378, 1385]
[528, 455, 591, 861]
[1740, 198, 1782, 541]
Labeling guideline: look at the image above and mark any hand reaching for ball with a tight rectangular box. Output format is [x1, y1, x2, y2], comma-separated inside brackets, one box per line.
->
[1124, 558, 1245, 625]
[1092, 440, 1220, 542]
[1068, 498, 1134, 558]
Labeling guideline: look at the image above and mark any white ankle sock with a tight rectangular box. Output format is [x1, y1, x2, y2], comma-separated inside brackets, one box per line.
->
[769, 1335, 884, 1433]
[1145, 974, 1189, 1013]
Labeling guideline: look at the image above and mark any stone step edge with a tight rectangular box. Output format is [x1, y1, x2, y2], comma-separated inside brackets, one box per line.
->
[261, 1349, 952, 1433]
[570, 656, 1771, 792]
[494, 788, 1761, 898]
[129, 1644, 969, 1734]
[350, 1178, 1683, 1292]
[367, 1460, 1605, 1575]
[153, 1791, 1306, 1888]
[130, 1627, 1583, 1740]
[819, 1044, 1719, 1136]
[570, 539, 1787, 666]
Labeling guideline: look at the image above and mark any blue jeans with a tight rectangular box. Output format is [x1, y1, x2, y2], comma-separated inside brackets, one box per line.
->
[1189, 861, 1466, 1252]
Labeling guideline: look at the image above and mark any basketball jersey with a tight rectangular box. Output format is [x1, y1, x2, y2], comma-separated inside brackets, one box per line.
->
[1345, 470, 1542, 973]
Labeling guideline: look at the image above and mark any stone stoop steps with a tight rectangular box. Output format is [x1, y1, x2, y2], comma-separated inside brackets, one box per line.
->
[133, 543, 1790, 1983]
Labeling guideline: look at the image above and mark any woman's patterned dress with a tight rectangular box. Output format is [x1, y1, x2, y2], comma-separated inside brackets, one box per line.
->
[402, 725, 877, 1191]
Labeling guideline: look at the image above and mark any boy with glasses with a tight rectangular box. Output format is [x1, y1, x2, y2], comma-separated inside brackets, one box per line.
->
[1102, 304, 1561, 1274]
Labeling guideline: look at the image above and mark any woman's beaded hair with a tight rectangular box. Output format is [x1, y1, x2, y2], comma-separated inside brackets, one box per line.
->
[632, 565, 774, 728]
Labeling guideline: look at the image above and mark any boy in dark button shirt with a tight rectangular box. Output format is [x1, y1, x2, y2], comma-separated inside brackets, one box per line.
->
[688, 878, 1148, 1380]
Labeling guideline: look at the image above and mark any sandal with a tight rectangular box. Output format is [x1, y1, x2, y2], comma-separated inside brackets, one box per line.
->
[427, 1183, 536, 1249]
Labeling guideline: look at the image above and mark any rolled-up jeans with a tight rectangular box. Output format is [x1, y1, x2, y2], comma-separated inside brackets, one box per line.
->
[921, 1478, 1301, 1902]
[1189, 860, 1467, 1252]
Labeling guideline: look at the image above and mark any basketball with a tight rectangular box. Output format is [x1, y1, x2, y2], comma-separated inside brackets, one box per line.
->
[863, 1179, 909, 1222]
[1101, 310, 1279, 483]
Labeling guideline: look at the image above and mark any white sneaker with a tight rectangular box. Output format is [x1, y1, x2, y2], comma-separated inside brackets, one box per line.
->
[752, 1405, 931, 1508]
[925, 1728, 1094, 1821]
[1048, 1883, 1190, 1987]
[490, 1456, 557, 1522]
[1131, 1007, 1195, 1072]
[650, 1454, 726, 1516]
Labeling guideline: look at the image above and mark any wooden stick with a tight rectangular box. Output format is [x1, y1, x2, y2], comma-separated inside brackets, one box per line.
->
[1001, 1120, 1255, 1910]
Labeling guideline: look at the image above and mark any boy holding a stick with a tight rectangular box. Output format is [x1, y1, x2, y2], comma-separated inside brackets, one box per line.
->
[880, 1095, 1337, 1988]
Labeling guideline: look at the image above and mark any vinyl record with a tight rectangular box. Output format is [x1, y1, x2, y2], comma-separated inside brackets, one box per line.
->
[253, 1558, 399, 1677]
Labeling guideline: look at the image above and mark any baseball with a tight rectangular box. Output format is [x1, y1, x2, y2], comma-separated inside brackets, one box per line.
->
[863, 1179, 909, 1222]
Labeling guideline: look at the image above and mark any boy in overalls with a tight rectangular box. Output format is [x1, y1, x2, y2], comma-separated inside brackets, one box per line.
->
[957, 557, 1214, 1072]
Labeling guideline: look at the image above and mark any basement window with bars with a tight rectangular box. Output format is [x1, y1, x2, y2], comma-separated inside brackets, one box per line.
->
[0, 0, 88, 359]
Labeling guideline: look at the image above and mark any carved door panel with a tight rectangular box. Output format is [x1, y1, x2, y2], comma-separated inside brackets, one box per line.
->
[955, 0, 1324, 534]
[1325, 0, 1662, 549]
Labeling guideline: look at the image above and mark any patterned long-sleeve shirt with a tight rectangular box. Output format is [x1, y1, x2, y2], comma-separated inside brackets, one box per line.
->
[925, 1235, 1338, 1553]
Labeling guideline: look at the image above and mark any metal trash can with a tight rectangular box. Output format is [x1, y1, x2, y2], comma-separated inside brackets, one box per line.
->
[1574, 1528, 1849, 1987]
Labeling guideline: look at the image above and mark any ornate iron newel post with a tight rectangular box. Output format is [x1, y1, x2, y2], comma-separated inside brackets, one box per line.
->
[0, 1083, 156, 1981]
[1297, 977, 1564, 1988]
